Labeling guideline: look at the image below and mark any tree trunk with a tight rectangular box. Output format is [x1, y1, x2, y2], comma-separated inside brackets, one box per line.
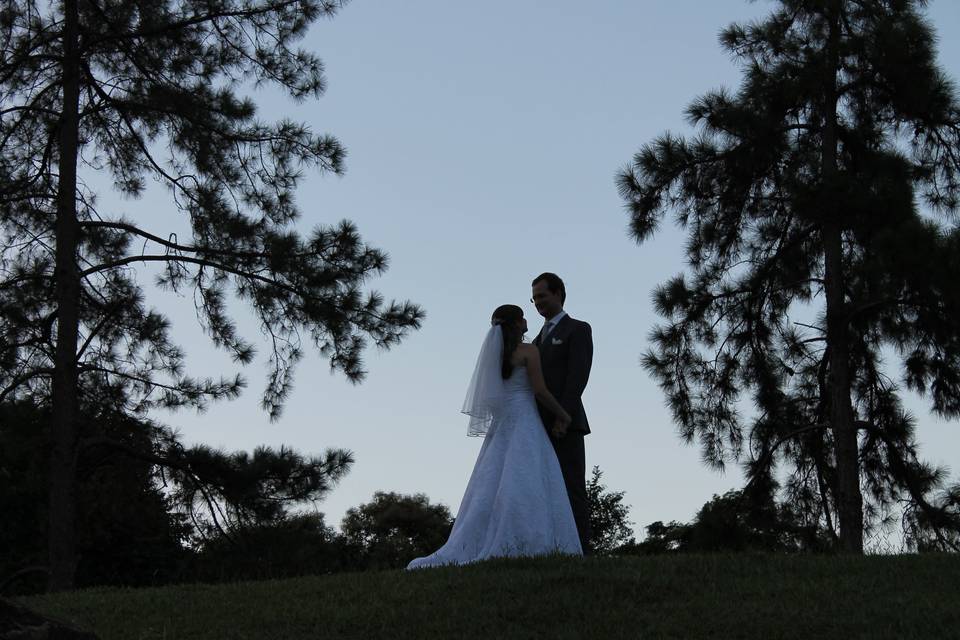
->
[821, 0, 863, 553]
[49, 0, 82, 592]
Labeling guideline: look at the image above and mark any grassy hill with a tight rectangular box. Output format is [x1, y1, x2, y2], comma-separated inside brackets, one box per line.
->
[18, 553, 960, 639]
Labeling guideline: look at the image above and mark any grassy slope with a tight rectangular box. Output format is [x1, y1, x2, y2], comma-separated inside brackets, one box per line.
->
[20, 554, 960, 639]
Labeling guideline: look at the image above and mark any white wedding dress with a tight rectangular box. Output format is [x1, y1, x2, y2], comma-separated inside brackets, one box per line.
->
[407, 364, 582, 569]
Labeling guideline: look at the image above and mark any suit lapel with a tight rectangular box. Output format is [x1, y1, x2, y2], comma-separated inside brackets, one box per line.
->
[541, 315, 571, 353]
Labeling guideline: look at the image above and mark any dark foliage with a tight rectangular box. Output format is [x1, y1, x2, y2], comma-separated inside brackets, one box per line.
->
[0, 0, 424, 418]
[0, 0, 423, 589]
[626, 490, 830, 555]
[157, 439, 353, 540]
[586, 466, 635, 554]
[617, 0, 960, 552]
[340, 492, 453, 570]
[0, 402, 190, 595]
[191, 513, 357, 582]
[0, 400, 353, 594]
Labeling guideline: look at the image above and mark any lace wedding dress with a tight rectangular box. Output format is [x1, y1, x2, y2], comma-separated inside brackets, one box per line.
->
[407, 363, 582, 569]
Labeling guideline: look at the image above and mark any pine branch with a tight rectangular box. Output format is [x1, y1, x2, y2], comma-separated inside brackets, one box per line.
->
[79, 253, 303, 297]
[859, 421, 960, 552]
[0, 367, 55, 404]
[80, 220, 320, 261]
[77, 365, 190, 394]
[79, 65, 203, 203]
[84, 0, 324, 48]
[79, 435, 236, 543]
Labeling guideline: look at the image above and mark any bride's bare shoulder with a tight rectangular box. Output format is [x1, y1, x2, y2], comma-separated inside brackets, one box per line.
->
[514, 343, 537, 364]
[511, 342, 539, 366]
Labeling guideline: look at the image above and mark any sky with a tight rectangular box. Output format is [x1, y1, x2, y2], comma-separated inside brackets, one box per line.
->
[135, 0, 960, 542]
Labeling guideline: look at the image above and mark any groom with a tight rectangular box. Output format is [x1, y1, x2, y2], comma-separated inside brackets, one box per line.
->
[531, 272, 593, 553]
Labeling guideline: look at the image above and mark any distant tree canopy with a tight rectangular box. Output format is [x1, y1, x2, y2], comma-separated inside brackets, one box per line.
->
[0, 0, 423, 590]
[618, 0, 960, 553]
[341, 492, 453, 570]
[632, 490, 830, 555]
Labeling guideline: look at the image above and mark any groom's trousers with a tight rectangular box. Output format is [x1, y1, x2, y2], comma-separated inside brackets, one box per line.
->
[552, 431, 592, 554]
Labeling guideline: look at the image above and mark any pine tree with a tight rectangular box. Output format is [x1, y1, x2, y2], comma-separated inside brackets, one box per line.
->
[0, 0, 423, 590]
[617, 0, 960, 553]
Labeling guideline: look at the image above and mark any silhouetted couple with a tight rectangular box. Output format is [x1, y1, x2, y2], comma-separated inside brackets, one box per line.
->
[408, 273, 593, 569]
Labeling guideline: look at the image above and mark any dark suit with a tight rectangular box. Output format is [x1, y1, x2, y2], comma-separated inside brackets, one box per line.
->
[534, 313, 593, 552]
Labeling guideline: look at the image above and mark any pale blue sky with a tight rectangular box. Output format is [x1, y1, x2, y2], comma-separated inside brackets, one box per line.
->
[139, 1, 960, 540]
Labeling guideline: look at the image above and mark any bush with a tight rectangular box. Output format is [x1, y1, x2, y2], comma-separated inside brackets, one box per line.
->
[341, 492, 453, 570]
[192, 513, 357, 582]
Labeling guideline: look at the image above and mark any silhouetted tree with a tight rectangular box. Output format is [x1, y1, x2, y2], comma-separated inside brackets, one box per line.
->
[341, 492, 453, 570]
[193, 513, 356, 581]
[586, 466, 635, 554]
[0, 400, 351, 593]
[0, 0, 423, 589]
[0, 401, 190, 594]
[631, 489, 828, 555]
[631, 520, 690, 555]
[617, 0, 960, 553]
[82, 422, 353, 547]
[903, 483, 960, 552]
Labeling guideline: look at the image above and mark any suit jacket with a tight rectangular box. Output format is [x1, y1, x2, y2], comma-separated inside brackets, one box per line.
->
[533, 314, 593, 434]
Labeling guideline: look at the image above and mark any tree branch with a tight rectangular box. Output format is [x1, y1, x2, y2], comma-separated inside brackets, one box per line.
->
[80, 435, 236, 542]
[80, 220, 315, 261]
[78, 253, 298, 296]
[87, 0, 310, 46]
[0, 368, 55, 404]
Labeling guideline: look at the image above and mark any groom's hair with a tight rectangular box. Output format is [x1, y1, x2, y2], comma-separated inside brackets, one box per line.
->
[532, 272, 566, 304]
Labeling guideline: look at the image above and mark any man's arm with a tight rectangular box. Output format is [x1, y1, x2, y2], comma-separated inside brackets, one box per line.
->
[560, 321, 593, 418]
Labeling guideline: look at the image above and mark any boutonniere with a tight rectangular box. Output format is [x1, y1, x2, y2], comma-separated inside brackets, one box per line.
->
[551, 337, 563, 345]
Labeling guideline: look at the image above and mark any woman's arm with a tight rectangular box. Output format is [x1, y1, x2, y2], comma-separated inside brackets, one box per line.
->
[521, 345, 571, 427]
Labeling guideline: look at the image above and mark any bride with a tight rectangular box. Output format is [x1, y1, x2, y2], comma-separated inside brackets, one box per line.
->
[406, 304, 582, 569]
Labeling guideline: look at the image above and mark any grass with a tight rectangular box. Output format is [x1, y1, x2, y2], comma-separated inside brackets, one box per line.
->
[18, 553, 960, 639]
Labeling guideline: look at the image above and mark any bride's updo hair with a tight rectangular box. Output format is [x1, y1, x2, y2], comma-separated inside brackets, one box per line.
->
[491, 304, 524, 379]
